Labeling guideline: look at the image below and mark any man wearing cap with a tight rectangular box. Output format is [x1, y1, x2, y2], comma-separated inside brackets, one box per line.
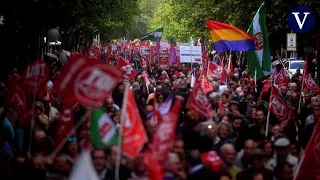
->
[265, 137, 298, 173]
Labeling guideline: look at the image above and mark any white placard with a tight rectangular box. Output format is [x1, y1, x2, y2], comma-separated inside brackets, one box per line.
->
[179, 46, 202, 64]
[287, 33, 296, 51]
[160, 40, 169, 50]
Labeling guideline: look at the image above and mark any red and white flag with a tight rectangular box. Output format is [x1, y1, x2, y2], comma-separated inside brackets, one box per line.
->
[275, 67, 289, 88]
[122, 86, 148, 158]
[187, 79, 212, 120]
[52, 54, 122, 108]
[22, 59, 50, 95]
[268, 87, 294, 125]
[146, 99, 181, 169]
[116, 56, 136, 81]
[294, 119, 320, 180]
[199, 73, 213, 95]
[208, 62, 226, 83]
[303, 57, 320, 95]
[55, 101, 74, 146]
[226, 54, 233, 76]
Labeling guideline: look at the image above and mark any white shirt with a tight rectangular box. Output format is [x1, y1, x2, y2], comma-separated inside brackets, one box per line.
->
[265, 153, 298, 172]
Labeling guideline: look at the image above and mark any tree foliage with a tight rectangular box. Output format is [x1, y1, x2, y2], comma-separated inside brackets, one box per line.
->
[56, 0, 140, 42]
[146, 0, 320, 45]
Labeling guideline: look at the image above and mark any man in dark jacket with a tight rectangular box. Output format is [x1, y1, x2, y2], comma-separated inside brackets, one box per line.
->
[186, 149, 220, 180]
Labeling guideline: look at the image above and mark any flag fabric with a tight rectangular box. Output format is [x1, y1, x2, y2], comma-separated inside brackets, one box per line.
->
[116, 56, 136, 81]
[206, 20, 255, 53]
[140, 28, 163, 42]
[51, 54, 123, 108]
[142, 153, 163, 180]
[294, 119, 320, 180]
[55, 101, 74, 146]
[275, 68, 289, 88]
[303, 58, 320, 95]
[169, 46, 177, 63]
[202, 45, 208, 73]
[89, 109, 118, 148]
[208, 62, 226, 83]
[200, 151, 222, 173]
[122, 87, 148, 158]
[199, 73, 214, 95]
[246, 3, 272, 80]
[69, 151, 100, 180]
[147, 99, 181, 169]
[268, 87, 294, 125]
[187, 79, 213, 120]
[158, 94, 174, 116]
[22, 59, 50, 96]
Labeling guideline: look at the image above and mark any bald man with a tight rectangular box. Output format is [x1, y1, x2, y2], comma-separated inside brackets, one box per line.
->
[221, 144, 241, 180]
[235, 139, 257, 169]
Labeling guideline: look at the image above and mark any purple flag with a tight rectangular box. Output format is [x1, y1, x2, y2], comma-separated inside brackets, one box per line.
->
[169, 46, 176, 63]
[272, 67, 278, 77]
[156, 37, 160, 55]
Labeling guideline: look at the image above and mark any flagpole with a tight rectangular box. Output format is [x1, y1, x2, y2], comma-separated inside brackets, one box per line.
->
[28, 85, 37, 153]
[51, 112, 87, 156]
[297, 69, 305, 114]
[265, 86, 273, 137]
[115, 83, 129, 180]
[265, 111, 271, 137]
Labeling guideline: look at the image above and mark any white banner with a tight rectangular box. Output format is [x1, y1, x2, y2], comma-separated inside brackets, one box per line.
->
[179, 46, 202, 64]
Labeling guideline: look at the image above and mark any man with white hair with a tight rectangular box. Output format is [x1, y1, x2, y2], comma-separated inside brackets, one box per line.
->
[220, 144, 241, 180]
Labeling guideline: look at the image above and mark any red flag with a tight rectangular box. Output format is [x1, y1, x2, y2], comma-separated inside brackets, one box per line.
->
[52, 55, 122, 108]
[122, 87, 148, 158]
[268, 87, 294, 125]
[294, 119, 320, 180]
[116, 56, 136, 81]
[22, 59, 50, 95]
[208, 62, 226, 83]
[146, 99, 181, 168]
[303, 58, 320, 95]
[202, 46, 208, 72]
[142, 153, 163, 180]
[158, 55, 169, 70]
[199, 73, 213, 94]
[5, 79, 27, 112]
[200, 151, 222, 172]
[55, 101, 74, 146]
[275, 68, 289, 88]
[187, 79, 212, 120]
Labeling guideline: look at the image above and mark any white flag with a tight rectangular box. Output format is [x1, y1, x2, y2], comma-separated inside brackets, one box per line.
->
[70, 151, 100, 180]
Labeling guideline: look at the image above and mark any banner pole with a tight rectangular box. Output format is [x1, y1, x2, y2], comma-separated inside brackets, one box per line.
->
[115, 83, 129, 180]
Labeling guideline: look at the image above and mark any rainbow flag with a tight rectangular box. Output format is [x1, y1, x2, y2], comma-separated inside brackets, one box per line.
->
[206, 20, 255, 53]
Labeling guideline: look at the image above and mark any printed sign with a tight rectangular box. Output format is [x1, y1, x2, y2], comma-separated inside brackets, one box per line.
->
[287, 33, 297, 51]
[179, 46, 202, 64]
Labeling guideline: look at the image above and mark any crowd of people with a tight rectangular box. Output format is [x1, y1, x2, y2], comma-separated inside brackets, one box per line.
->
[0, 50, 318, 180]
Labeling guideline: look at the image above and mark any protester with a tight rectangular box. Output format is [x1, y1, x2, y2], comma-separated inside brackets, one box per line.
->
[0, 40, 319, 180]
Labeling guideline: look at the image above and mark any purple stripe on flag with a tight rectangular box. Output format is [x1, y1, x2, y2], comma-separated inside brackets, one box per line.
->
[169, 47, 176, 63]
[214, 39, 255, 53]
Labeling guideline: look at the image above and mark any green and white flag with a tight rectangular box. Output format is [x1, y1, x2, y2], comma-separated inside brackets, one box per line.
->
[140, 28, 163, 42]
[246, 3, 271, 80]
[89, 109, 118, 148]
